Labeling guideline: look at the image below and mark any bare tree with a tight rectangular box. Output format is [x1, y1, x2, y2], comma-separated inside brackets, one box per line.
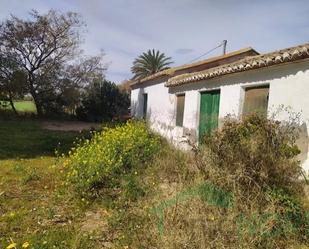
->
[65, 53, 107, 88]
[0, 54, 26, 115]
[0, 10, 84, 116]
[54, 53, 108, 114]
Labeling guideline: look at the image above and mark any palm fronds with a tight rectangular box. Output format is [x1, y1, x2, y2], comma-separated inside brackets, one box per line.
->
[131, 49, 173, 80]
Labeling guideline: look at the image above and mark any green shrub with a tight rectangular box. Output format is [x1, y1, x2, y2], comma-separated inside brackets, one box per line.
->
[197, 113, 303, 196]
[64, 121, 160, 197]
[191, 113, 307, 248]
[147, 114, 308, 249]
[121, 174, 146, 201]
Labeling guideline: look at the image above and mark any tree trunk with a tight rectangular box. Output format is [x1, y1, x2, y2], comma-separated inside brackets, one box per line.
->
[9, 98, 18, 116]
[28, 77, 43, 117]
[30, 91, 43, 117]
[34, 98, 43, 117]
[7, 91, 18, 116]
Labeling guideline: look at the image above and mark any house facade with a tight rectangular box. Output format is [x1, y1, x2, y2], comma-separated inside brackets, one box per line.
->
[130, 43, 309, 171]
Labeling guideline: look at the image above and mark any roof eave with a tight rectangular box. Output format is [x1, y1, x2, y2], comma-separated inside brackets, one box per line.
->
[130, 47, 259, 87]
[166, 43, 309, 87]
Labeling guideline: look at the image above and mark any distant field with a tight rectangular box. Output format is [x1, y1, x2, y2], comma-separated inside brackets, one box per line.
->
[0, 100, 37, 113]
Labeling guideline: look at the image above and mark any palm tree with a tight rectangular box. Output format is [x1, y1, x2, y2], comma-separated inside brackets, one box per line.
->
[131, 49, 173, 80]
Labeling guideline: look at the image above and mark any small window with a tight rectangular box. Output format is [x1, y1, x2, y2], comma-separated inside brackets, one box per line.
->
[243, 85, 269, 117]
[143, 93, 148, 119]
[176, 94, 185, 126]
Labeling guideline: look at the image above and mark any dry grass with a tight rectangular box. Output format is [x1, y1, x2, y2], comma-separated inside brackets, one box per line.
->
[107, 115, 309, 249]
[0, 121, 99, 249]
[1, 117, 309, 249]
[0, 157, 98, 248]
[153, 115, 309, 249]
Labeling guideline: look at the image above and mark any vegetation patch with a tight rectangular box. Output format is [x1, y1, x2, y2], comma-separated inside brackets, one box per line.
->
[0, 120, 97, 249]
[153, 114, 309, 249]
[103, 114, 309, 249]
[64, 120, 160, 197]
[1, 116, 309, 249]
[0, 120, 85, 159]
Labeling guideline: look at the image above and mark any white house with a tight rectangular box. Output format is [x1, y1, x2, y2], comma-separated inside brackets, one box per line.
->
[130, 43, 309, 171]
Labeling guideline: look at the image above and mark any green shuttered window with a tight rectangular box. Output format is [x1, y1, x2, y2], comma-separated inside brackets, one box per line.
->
[176, 94, 185, 127]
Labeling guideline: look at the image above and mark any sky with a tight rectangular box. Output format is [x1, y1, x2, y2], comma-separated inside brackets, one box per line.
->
[0, 0, 308, 83]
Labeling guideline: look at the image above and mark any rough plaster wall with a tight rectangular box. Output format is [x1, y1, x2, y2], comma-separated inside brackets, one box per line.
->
[132, 82, 188, 148]
[182, 91, 199, 142]
[219, 84, 242, 118]
[267, 66, 309, 171]
[131, 88, 143, 118]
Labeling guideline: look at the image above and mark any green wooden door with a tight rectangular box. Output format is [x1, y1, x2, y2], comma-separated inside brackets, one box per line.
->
[199, 90, 220, 142]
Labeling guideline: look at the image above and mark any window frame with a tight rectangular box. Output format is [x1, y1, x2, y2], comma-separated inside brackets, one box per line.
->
[241, 84, 270, 118]
[142, 93, 148, 119]
[175, 93, 185, 127]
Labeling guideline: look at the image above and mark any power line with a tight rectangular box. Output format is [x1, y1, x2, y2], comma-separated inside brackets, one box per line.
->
[189, 41, 227, 63]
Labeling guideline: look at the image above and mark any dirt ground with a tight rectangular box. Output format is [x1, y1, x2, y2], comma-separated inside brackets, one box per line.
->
[40, 120, 101, 132]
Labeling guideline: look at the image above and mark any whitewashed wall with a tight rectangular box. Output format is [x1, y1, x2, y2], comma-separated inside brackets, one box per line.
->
[131, 81, 188, 148]
[132, 59, 309, 170]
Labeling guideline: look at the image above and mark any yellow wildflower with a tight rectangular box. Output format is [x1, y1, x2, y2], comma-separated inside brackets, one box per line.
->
[6, 242, 16, 249]
[22, 241, 30, 248]
[209, 214, 215, 221]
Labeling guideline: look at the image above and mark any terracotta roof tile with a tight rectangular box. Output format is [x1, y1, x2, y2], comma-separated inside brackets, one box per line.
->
[166, 43, 309, 87]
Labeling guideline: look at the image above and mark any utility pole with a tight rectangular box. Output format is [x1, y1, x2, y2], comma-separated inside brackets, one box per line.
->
[222, 40, 227, 55]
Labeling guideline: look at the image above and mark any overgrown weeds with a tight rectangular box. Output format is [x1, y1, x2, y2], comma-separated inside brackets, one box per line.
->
[155, 114, 308, 249]
[2, 115, 308, 248]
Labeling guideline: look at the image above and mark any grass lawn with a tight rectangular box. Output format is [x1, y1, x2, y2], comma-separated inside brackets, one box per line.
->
[0, 120, 98, 249]
[0, 121, 81, 160]
[0, 100, 36, 113]
[1, 120, 308, 249]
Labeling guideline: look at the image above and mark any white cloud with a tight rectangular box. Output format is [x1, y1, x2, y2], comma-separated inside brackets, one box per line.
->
[1, 0, 309, 82]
